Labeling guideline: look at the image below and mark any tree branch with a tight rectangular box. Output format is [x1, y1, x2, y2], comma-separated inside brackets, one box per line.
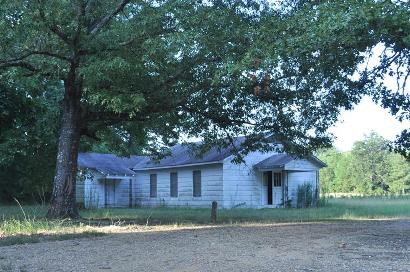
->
[180, 105, 256, 127]
[0, 60, 38, 72]
[85, 111, 149, 125]
[38, 0, 72, 45]
[80, 127, 101, 141]
[88, 0, 132, 36]
[13, 51, 69, 62]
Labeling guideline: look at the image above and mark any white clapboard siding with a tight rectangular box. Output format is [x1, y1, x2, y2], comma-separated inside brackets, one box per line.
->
[76, 179, 85, 205]
[77, 153, 324, 209]
[222, 151, 275, 208]
[133, 164, 223, 207]
[108, 177, 133, 208]
[77, 170, 135, 208]
[287, 171, 317, 207]
[82, 170, 104, 208]
[285, 159, 320, 171]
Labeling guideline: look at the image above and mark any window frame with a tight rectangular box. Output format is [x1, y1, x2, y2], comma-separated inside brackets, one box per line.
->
[170, 172, 178, 198]
[193, 170, 202, 197]
[150, 173, 157, 198]
[273, 172, 282, 187]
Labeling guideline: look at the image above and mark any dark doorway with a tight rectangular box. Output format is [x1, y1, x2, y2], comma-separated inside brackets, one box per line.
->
[104, 180, 116, 208]
[267, 171, 273, 205]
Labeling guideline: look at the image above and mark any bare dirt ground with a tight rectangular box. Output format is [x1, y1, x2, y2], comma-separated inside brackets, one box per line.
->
[0, 220, 409, 272]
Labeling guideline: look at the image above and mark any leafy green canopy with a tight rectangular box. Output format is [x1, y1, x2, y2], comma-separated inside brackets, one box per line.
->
[0, 73, 60, 202]
[0, 0, 409, 162]
[283, 0, 410, 157]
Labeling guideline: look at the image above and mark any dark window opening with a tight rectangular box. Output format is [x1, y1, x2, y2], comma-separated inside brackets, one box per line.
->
[193, 170, 201, 197]
[274, 172, 282, 187]
[150, 174, 157, 197]
[170, 172, 178, 197]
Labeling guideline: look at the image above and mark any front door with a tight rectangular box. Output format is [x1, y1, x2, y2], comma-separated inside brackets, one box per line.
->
[263, 171, 283, 206]
[104, 180, 116, 207]
[263, 171, 273, 205]
[273, 172, 283, 207]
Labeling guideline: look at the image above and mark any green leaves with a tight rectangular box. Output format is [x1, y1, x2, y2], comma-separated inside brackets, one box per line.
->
[0, 74, 60, 202]
[1, 0, 410, 166]
[318, 133, 410, 196]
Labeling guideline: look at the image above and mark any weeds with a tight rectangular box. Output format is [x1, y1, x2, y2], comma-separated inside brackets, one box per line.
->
[0, 197, 409, 246]
[0, 200, 105, 246]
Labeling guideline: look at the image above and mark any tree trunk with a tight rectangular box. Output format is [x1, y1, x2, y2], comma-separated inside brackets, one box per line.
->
[47, 78, 82, 219]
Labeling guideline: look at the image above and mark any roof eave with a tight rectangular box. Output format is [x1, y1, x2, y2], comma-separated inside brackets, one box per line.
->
[132, 160, 224, 171]
[253, 165, 284, 170]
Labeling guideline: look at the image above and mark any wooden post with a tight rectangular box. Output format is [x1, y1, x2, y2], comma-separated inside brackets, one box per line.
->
[211, 201, 217, 224]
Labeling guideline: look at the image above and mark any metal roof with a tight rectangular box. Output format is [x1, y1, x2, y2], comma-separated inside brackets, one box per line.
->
[253, 154, 326, 170]
[78, 152, 145, 176]
[132, 138, 246, 170]
[253, 154, 294, 169]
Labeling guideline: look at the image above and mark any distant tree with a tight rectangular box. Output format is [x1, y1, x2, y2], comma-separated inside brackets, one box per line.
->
[351, 132, 391, 195]
[334, 152, 357, 194]
[317, 148, 341, 195]
[386, 153, 410, 194]
[319, 133, 410, 196]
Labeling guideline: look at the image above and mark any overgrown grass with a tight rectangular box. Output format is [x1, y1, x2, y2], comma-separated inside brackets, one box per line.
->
[81, 196, 410, 224]
[1, 197, 409, 246]
[0, 205, 105, 246]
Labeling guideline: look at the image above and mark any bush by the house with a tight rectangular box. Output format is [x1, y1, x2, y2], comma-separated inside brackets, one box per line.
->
[297, 183, 314, 208]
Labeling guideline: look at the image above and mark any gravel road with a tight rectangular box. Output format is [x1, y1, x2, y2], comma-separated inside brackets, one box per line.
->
[1, 220, 409, 272]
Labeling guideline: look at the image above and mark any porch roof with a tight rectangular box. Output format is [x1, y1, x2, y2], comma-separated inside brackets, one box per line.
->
[78, 153, 145, 176]
[253, 154, 293, 170]
[253, 154, 326, 170]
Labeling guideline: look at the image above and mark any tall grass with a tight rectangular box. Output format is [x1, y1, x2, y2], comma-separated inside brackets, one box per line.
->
[79, 196, 410, 224]
[0, 204, 104, 246]
[1, 196, 409, 244]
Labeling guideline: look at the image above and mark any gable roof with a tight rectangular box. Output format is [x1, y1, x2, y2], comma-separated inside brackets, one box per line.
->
[253, 154, 294, 169]
[132, 137, 246, 171]
[78, 152, 145, 176]
[253, 154, 326, 170]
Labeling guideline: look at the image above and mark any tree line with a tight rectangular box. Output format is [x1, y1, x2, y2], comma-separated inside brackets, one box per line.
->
[318, 132, 410, 196]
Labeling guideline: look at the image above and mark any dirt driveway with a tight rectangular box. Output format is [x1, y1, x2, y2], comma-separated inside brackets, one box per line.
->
[1, 220, 409, 272]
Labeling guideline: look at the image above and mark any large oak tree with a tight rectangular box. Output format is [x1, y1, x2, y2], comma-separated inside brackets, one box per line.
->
[1, 0, 409, 218]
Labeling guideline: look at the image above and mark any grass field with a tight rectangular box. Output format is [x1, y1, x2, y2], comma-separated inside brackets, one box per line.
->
[1, 197, 409, 246]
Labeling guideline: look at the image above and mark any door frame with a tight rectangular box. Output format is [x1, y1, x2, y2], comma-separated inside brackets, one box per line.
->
[262, 170, 284, 207]
[104, 179, 116, 208]
[263, 171, 273, 205]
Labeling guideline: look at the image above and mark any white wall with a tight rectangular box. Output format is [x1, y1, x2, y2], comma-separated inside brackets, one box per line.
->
[108, 177, 134, 208]
[77, 170, 135, 208]
[76, 179, 85, 205]
[77, 156, 323, 209]
[133, 164, 223, 208]
[284, 159, 320, 207]
[287, 171, 318, 207]
[285, 159, 320, 171]
[81, 170, 104, 208]
[222, 151, 275, 208]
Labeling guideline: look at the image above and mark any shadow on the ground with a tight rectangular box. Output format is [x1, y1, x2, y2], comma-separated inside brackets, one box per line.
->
[0, 231, 105, 247]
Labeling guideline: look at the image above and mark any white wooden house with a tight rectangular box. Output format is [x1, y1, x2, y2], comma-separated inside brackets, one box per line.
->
[76, 153, 143, 208]
[77, 140, 326, 209]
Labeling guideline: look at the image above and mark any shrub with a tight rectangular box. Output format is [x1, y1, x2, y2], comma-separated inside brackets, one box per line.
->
[297, 183, 314, 208]
[317, 197, 328, 207]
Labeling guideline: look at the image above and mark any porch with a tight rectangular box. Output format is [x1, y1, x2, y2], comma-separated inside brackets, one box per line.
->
[254, 154, 322, 208]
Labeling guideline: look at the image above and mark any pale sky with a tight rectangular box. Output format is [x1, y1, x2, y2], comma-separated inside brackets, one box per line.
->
[329, 42, 409, 152]
[329, 96, 409, 151]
